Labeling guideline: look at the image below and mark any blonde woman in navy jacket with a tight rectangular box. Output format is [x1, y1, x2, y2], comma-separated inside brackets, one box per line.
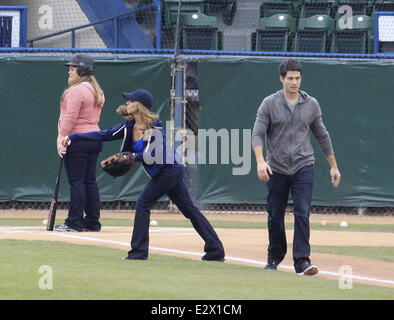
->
[61, 89, 225, 261]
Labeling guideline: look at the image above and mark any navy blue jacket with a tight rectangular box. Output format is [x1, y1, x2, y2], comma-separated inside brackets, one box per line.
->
[68, 119, 182, 179]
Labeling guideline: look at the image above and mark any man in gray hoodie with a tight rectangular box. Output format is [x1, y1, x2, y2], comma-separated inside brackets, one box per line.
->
[252, 59, 341, 275]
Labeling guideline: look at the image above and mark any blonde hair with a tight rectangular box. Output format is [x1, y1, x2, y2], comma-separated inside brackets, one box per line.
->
[61, 75, 104, 106]
[116, 102, 159, 129]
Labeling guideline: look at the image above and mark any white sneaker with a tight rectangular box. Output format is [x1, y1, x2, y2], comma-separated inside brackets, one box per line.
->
[54, 223, 79, 232]
[296, 263, 319, 276]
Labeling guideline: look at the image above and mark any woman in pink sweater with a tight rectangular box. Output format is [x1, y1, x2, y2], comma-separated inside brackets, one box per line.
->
[55, 54, 105, 232]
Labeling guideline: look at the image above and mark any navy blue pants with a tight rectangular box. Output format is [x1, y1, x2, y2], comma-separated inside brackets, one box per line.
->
[64, 140, 102, 232]
[266, 165, 314, 271]
[128, 167, 225, 260]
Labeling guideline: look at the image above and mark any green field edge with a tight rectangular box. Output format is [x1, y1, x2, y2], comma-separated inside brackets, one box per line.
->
[1, 218, 393, 233]
[311, 245, 394, 263]
[1, 239, 393, 300]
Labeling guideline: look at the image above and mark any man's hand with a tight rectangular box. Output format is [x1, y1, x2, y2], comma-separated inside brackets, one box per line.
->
[257, 160, 273, 182]
[330, 167, 341, 188]
[326, 155, 341, 188]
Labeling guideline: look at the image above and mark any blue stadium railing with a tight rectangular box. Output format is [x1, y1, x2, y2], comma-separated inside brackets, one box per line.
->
[27, 2, 162, 49]
[1, 4, 394, 59]
[1, 47, 394, 60]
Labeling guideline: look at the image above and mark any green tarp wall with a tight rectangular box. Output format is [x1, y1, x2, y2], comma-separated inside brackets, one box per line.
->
[0, 57, 171, 202]
[1, 57, 393, 206]
[197, 59, 394, 207]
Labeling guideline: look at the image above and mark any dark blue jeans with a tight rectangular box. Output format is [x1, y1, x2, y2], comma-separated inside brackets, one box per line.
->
[266, 165, 314, 271]
[64, 140, 102, 231]
[128, 167, 225, 260]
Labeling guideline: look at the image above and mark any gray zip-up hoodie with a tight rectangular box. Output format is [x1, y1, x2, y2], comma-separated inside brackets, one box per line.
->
[252, 90, 334, 175]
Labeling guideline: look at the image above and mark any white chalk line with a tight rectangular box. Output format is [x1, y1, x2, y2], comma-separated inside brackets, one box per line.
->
[47, 232, 394, 286]
[1, 226, 393, 286]
[0, 226, 197, 236]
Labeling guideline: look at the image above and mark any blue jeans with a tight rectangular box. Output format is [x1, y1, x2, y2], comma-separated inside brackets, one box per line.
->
[128, 167, 225, 259]
[266, 165, 314, 271]
[64, 140, 102, 231]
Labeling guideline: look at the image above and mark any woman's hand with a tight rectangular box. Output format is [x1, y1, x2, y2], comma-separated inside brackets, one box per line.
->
[61, 136, 71, 147]
[57, 143, 67, 158]
[100, 154, 120, 168]
[57, 136, 70, 158]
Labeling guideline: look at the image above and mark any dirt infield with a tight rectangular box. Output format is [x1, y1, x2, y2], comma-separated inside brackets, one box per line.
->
[0, 210, 393, 288]
[3, 209, 394, 224]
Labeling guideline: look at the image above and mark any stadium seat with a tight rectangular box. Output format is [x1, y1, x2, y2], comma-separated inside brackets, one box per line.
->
[293, 14, 335, 52]
[252, 14, 296, 51]
[260, 1, 302, 18]
[204, 0, 238, 25]
[160, 13, 222, 50]
[373, 0, 394, 13]
[163, 0, 205, 26]
[300, 1, 337, 18]
[180, 13, 223, 50]
[336, 1, 371, 17]
[331, 15, 374, 53]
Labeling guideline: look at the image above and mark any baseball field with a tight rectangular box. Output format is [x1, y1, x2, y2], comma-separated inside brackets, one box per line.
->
[0, 210, 393, 300]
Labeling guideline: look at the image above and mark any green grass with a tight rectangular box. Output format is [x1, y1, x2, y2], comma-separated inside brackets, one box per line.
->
[0, 239, 392, 300]
[2, 218, 392, 262]
[1, 218, 393, 233]
[311, 246, 394, 263]
[309, 223, 394, 233]
[0, 219, 56, 226]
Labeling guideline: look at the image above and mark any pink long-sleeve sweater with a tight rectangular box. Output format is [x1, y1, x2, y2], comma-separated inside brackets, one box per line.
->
[58, 82, 104, 136]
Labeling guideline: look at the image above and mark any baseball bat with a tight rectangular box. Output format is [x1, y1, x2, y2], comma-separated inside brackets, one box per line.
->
[46, 158, 64, 231]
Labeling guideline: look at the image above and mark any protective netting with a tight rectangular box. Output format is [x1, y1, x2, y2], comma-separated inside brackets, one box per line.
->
[2, 0, 393, 54]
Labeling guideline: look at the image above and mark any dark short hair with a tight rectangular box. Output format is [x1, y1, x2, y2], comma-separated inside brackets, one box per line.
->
[279, 59, 302, 77]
